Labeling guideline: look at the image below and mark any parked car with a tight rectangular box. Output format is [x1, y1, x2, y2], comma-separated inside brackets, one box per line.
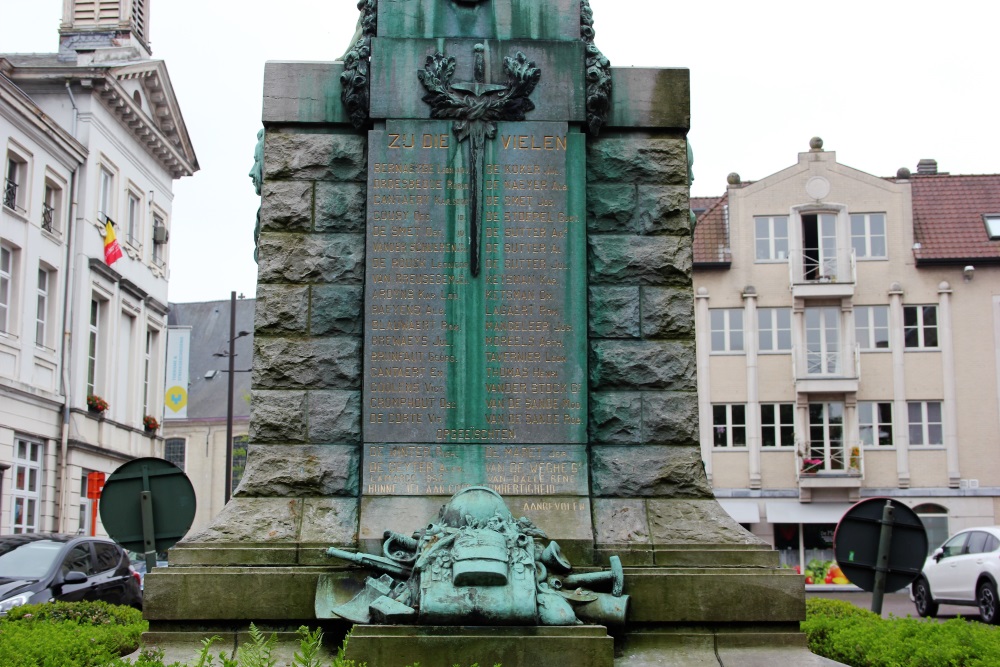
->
[910, 526, 1000, 623]
[0, 534, 142, 614]
[129, 555, 168, 591]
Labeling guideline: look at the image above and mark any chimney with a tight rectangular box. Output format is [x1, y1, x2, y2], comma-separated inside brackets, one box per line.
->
[917, 159, 938, 175]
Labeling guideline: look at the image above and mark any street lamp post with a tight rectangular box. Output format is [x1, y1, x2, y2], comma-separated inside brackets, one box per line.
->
[215, 291, 250, 505]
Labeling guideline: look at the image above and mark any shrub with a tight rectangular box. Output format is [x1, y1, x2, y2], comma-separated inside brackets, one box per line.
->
[803, 597, 1000, 667]
[0, 600, 146, 667]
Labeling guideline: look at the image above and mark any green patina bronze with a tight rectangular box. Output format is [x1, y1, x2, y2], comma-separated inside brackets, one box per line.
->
[320, 487, 627, 625]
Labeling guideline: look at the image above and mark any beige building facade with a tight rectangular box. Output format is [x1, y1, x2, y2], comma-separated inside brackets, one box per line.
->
[693, 140, 1000, 573]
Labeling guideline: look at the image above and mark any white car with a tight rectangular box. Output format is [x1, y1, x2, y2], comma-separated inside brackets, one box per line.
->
[911, 526, 1000, 623]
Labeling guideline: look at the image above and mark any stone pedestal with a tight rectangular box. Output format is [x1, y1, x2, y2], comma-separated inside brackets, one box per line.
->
[346, 625, 614, 667]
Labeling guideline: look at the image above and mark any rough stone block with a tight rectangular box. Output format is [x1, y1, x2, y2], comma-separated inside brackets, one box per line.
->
[647, 499, 766, 546]
[234, 444, 360, 497]
[260, 180, 313, 232]
[592, 498, 650, 545]
[308, 390, 361, 444]
[586, 183, 636, 233]
[586, 134, 687, 185]
[641, 287, 694, 338]
[311, 285, 363, 335]
[635, 185, 691, 236]
[315, 182, 366, 234]
[264, 132, 367, 182]
[184, 498, 303, 544]
[298, 497, 360, 548]
[589, 340, 696, 391]
[257, 233, 365, 285]
[588, 235, 692, 286]
[588, 391, 641, 444]
[253, 336, 362, 389]
[255, 284, 309, 335]
[590, 445, 713, 498]
[588, 286, 639, 338]
[249, 390, 307, 444]
[642, 392, 699, 446]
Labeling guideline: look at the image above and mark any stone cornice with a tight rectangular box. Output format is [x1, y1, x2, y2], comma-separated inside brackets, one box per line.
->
[3, 59, 198, 179]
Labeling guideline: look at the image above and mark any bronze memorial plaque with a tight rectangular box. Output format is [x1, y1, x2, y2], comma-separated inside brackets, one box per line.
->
[363, 119, 587, 450]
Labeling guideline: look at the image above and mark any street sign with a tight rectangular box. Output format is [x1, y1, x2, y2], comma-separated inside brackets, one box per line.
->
[834, 497, 927, 613]
[86, 471, 106, 537]
[99, 457, 196, 571]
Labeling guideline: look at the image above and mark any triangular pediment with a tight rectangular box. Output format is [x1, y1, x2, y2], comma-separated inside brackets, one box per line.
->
[103, 60, 199, 178]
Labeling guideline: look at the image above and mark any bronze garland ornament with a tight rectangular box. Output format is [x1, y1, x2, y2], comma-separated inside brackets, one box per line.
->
[418, 44, 541, 277]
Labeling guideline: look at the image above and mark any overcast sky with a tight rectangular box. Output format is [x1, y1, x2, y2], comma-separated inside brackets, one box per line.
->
[4, 1, 999, 303]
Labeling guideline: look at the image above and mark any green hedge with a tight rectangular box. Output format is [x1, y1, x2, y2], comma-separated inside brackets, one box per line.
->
[0, 600, 146, 667]
[803, 598, 1000, 667]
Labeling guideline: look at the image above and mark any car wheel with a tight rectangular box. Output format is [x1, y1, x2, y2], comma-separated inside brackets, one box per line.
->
[913, 578, 938, 618]
[978, 581, 1000, 624]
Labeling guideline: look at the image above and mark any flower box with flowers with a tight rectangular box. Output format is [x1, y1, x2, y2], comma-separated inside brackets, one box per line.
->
[801, 458, 823, 474]
[143, 415, 160, 432]
[86, 394, 109, 414]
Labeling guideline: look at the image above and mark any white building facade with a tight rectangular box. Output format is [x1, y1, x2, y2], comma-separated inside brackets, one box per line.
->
[0, 0, 197, 536]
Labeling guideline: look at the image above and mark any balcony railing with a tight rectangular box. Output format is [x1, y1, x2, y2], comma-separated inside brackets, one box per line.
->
[3, 179, 17, 210]
[788, 249, 856, 290]
[41, 204, 54, 232]
[792, 344, 860, 380]
[798, 442, 864, 480]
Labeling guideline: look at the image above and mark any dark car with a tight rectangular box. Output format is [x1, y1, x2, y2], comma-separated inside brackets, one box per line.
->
[0, 534, 142, 614]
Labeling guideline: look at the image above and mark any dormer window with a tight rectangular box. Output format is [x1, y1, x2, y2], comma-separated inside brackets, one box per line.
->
[985, 215, 1000, 240]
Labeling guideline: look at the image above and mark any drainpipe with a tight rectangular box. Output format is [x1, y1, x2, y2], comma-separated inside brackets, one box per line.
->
[57, 80, 81, 532]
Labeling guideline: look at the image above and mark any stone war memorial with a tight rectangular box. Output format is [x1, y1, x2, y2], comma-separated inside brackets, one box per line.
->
[146, 1, 835, 665]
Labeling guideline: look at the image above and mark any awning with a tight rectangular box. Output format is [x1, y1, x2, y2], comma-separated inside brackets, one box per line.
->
[717, 499, 761, 524]
[765, 501, 856, 525]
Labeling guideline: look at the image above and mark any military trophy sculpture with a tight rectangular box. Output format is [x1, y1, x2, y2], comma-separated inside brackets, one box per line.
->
[318, 487, 627, 626]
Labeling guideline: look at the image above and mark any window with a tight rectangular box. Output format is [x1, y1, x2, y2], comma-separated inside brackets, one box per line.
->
[126, 191, 142, 250]
[42, 180, 62, 233]
[984, 215, 1000, 239]
[758, 308, 791, 352]
[805, 306, 841, 375]
[855, 306, 890, 350]
[801, 213, 838, 280]
[859, 401, 893, 446]
[11, 437, 43, 533]
[908, 401, 943, 446]
[850, 213, 887, 259]
[0, 246, 12, 333]
[914, 504, 949, 555]
[87, 298, 102, 396]
[152, 213, 165, 267]
[164, 438, 186, 470]
[808, 402, 845, 471]
[754, 216, 789, 261]
[98, 166, 114, 222]
[710, 308, 744, 353]
[761, 403, 794, 447]
[904, 305, 938, 348]
[712, 404, 746, 448]
[143, 330, 152, 414]
[232, 435, 249, 494]
[36, 268, 50, 348]
[4, 152, 27, 212]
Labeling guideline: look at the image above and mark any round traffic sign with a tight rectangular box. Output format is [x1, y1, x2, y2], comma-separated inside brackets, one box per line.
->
[99, 457, 196, 553]
[833, 498, 927, 593]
